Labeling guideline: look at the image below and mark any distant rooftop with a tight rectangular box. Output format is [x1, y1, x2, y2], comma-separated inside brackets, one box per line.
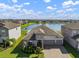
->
[63, 22, 79, 29]
[0, 21, 20, 29]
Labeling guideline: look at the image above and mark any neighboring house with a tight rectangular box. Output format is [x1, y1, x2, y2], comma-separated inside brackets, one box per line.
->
[23, 25, 63, 48]
[0, 22, 21, 43]
[61, 23, 79, 50]
[11, 20, 28, 24]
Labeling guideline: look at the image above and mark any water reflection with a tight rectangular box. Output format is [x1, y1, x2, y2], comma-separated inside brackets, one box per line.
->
[26, 24, 64, 31]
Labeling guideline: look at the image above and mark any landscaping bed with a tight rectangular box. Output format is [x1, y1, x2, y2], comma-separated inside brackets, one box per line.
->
[10, 40, 44, 58]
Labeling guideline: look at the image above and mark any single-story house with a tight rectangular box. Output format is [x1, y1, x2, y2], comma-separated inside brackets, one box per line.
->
[23, 25, 63, 48]
[61, 23, 79, 50]
[0, 21, 21, 43]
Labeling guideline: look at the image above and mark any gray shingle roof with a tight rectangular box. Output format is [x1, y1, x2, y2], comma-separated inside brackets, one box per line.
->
[63, 22, 79, 29]
[0, 21, 20, 29]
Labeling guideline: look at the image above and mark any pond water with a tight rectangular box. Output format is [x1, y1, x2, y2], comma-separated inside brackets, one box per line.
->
[26, 23, 64, 32]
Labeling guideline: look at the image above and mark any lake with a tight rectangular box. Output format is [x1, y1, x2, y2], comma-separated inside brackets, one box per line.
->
[26, 24, 64, 32]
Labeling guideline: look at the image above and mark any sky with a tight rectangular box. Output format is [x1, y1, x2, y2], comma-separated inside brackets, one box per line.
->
[0, 0, 79, 19]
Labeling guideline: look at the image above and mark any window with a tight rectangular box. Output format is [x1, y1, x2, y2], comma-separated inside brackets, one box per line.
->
[2, 30, 5, 32]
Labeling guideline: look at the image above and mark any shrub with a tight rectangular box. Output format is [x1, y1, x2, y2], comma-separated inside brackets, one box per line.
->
[9, 38, 16, 43]
[1, 38, 16, 48]
[9, 41, 14, 46]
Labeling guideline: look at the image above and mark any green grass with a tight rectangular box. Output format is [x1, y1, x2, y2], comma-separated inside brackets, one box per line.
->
[0, 47, 5, 52]
[21, 23, 33, 29]
[64, 41, 79, 58]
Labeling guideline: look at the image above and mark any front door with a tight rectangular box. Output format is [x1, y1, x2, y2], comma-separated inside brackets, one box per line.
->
[37, 40, 42, 48]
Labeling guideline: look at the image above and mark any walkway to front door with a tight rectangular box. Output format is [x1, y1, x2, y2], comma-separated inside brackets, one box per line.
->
[43, 46, 71, 58]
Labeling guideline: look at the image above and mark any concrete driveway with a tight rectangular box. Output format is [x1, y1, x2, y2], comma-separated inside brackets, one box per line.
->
[43, 46, 71, 58]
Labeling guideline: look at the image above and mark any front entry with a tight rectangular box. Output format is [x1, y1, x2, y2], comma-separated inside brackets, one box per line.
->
[37, 40, 42, 48]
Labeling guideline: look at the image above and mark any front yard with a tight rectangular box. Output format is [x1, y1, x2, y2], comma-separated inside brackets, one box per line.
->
[11, 42, 44, 58]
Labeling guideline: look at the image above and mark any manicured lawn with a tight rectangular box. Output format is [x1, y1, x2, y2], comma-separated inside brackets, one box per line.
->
[64, 41, 79, 58]
[0, 47, 5, 52]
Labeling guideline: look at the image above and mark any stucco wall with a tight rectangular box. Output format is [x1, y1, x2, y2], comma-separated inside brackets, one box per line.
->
[35, 34, 44, 40]
[61, 26, 78, 48]
[72, 30, 79, 36]
[44, 36, 63, 40]
[36, 35, 63, 40]
[67, 38, 77, 48]
[61, 26, 72, 39]
[8, 26, 21, 40]
[0, 27, 8, 43]
[36, 35, 63, 45]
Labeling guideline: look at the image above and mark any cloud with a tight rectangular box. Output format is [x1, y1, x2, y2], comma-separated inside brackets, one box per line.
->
[47, 6, 56, 10]
[66, 8, 75, 12]
[62, 0, 79, 8]
[23, 9, 34, 15]
[0, 3, 11, 9]
[56, 10, 65, 14]
[12, 0, 18, 3]
[43, 0, 51, 3]
[24, 2, 30, 5]
[37, 11, 43, 14]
